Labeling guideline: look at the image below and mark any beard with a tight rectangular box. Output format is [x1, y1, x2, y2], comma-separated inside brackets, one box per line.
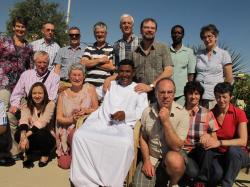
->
[142, 34, 155, 42]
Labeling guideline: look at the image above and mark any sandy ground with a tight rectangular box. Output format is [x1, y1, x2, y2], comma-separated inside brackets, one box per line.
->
[0, 158, 249, 187]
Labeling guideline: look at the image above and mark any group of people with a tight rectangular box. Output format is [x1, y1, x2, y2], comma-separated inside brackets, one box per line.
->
[0, 13, 249, 187]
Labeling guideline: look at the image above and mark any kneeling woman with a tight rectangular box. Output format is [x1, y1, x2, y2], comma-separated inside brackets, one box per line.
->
[15, 82, 56, 168]
[200, 82, 249, 187]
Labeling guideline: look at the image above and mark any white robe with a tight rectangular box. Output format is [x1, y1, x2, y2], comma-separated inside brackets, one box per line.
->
[70, 81, 148, 187]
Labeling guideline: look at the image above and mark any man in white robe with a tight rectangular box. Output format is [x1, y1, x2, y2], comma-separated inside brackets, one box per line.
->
[70, 59, 148, 187]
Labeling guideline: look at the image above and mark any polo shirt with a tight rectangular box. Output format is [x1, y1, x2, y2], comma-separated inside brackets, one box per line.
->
[131, 41, 173, 85]
[212, 103, 248, 152]
[196, 46, 232, 100]
[83, 42, 114, 87]
[170, 45, 196, 97]
[54, 45, 85, 79]
[141, 102, 189, 159]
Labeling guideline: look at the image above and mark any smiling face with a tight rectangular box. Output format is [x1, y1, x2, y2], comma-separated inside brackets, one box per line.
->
[120, 16, 133, 36]
[13, 21, 27, 39]
[215, 92, 232, 111]
[32, 86, 45, 105]
[35, 54, 49, 76]
[69, 69, 85, 87]
[141, 20, 157, 41]
[117, 64, 134, 86]
[202, 31, 217, 50]
[171, 26, 184, 44]
[156, 80, 175, 109]
[94, 26, 107, 44]
[185, 90, 201, 108]
[69, 28, 81, 47]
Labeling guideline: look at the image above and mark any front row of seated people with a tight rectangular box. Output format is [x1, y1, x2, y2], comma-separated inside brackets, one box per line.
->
[0, 58, 248, 187]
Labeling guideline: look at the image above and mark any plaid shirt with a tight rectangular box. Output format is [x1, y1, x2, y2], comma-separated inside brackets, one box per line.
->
[184, 105, 219, 152]
[113, 34, 140, 66]
[131, 41, 173, 85]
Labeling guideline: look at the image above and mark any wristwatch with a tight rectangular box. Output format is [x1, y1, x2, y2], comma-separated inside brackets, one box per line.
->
[149, 84, 154, 89]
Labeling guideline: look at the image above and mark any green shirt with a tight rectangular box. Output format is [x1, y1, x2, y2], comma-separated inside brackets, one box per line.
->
[170, 45, 196, 97]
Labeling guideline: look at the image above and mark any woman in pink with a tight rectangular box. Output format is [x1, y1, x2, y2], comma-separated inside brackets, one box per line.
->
[56, 63, 99, 169]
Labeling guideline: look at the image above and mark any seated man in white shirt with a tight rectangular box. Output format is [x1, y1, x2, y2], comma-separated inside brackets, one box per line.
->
[70, 59, 148, 187]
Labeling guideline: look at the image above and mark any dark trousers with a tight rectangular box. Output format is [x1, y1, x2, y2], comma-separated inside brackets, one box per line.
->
[199, 146, 250, 187]
[14, 126, 55, 156]
[0, 126, 12, 158]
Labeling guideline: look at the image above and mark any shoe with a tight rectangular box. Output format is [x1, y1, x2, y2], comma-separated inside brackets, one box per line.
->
[38, 160, 49, 167]
[0, 157, 16, 166]
[23, 159, 34, 168]
[12, 152, 24, 161]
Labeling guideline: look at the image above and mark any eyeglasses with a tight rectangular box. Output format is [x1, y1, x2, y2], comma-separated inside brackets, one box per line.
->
[69, 34, 80, 38]
[45, 28, 55, 32]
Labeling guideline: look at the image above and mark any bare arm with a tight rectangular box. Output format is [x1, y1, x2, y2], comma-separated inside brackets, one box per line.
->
[56, 94, 74, 126]
[152, 66, 173, 86]
[224, 64, 233, 83]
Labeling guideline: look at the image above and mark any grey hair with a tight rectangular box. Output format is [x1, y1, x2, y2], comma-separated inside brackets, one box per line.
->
[120, 14, 134, 25]
[93, 21, 107, 33]
[33, 51, 49, 63]
[68, 63, 85, 76]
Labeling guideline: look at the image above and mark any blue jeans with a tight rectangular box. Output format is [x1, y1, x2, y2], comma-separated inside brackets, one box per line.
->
[199, 146, 249, 187]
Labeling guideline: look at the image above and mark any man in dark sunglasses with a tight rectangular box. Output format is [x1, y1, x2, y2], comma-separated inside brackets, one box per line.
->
[54, 27, 85, 92]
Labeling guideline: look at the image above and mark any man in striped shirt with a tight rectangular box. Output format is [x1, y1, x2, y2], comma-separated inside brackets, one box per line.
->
[31, 22, 60, 70]
[81, 22, 115, 87]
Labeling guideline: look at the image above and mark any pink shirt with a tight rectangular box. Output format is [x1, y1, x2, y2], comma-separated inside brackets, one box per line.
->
[10, 69, 60, 108]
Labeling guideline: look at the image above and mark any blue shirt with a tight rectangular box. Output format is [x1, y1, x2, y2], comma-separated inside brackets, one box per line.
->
[196, 46, 231, 100]
[54, 45, 85, 79]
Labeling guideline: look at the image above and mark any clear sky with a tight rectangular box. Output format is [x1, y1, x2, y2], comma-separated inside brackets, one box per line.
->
[1, 0, 250, 73]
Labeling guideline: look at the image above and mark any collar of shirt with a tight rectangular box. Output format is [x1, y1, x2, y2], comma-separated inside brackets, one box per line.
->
[93, 42, 110, 49]
[121, 34, 137, 43]
[151, 102, 183, 118]
[41, 38, 55, 46]
[36, 69, 49, 79]
[136, 40, 156, 55]
[188, 105, 200, 116]
[213, 103, 234, 115]
[170, 44, 188, 53]
[68, 45, 82, 50]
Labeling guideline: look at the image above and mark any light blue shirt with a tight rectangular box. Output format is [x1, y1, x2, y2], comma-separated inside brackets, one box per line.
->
[54, 45, 85, 79]
[170, 45, 196, 97]
[196, 46, 231, 100]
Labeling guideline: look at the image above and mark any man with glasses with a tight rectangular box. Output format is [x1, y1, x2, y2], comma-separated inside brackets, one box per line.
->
[31, 22, 60, 69]
[54, 27, 84, 90]
[133, 78, 189, 187]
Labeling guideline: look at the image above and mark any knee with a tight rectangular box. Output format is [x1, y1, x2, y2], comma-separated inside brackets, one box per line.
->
[58, 155, 72, 169]
[227, 146, 242, 160]
[164, 151, 185, 173]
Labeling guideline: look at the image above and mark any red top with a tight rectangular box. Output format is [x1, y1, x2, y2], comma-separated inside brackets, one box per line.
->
[212, 103, 248, 153]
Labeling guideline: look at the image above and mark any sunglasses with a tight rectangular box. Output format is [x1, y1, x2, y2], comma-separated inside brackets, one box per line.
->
[69, 34, 80, 38]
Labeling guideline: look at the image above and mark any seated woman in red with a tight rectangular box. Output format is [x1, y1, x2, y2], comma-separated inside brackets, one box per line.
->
[199, 82, 249, 187]
[14, 82, 56, 168]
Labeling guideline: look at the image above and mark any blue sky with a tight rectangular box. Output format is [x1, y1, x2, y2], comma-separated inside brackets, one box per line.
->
[1, 0, 250, 73]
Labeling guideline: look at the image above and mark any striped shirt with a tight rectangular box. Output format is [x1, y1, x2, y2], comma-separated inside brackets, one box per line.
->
[0, 100, 7, 126]
[83, 42, 114, 87]
[30, 38, 60, 69]
[184, 105, 219, 152]
[113, 35, 140, 66]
